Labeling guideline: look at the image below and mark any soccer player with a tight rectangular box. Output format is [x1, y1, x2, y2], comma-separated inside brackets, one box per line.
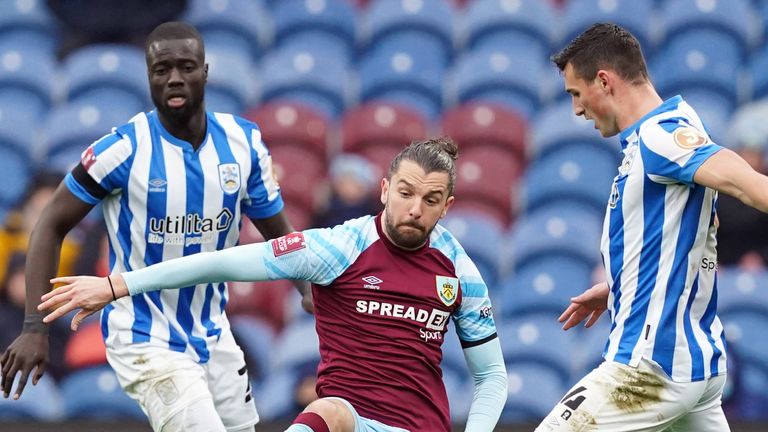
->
[0, 21, 310, 431]
[37, 138, 509, 432]
[534, 23, 768, 431]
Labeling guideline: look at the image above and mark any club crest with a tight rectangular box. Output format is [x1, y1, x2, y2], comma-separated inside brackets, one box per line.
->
[218, 163, 241, 195]
[436, 275, 458, 306]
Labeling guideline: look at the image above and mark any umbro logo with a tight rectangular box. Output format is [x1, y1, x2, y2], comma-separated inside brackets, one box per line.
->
[362, 276, 382, 290]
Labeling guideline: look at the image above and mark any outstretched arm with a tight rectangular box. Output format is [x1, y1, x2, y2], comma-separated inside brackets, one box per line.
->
[463, 338, 507, 431]
[694, 148, 768, 213]
[39, 241, 278, 328]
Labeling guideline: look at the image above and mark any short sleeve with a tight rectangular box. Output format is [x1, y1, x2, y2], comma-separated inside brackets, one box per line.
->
[240, 125, 284, 219]
[639, 121, 723, 186]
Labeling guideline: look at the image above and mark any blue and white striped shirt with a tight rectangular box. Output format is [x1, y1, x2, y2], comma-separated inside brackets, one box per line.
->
[65, 110, 283, 363]
[601, 95, 727, 382]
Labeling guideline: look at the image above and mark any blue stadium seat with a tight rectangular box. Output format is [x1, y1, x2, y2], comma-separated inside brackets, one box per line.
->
[270, 317, 319, 371]
[717, 268, 768, 316]
[253, 367, 301, 420]
[652, 32, 741, 121]
[660, 0, 755, 60]
[63, 44, 150, 115]
[441, 210, 506, 288]
[363, 0, 455, 67]
[0, 46, 55, 121]
[520, 147, 618, 218]
[358, 44, 445, 119]
[499, 315, 573, 384]
[230, 315, 277, 384]
[0, 108, 34, 208]
[260, 47, 348, 119]
[502, 363, 567, 423]
[463, 0, 555, 61]
[448, 48, 543, 119]
[721, 311, 768, 369]
[749, 48, 768, 100]
[508, 205, 602, 272]
[0, 0, 55, 55]
[205, 45, 257, 114]
[561, 0, 655, 55]
[531, 100, 618, 161]
[273, 0, 357, 64]
[42, 102, 137, 173]
[183, 0, 266, 62]
[0, 374, 63, 421]
[501, 256, 593, 317]
[60, 365, 145, 420]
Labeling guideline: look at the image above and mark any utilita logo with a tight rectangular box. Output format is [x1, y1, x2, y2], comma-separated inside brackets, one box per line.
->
[147, 209, 233, 246]
[362, 276, 382, 290]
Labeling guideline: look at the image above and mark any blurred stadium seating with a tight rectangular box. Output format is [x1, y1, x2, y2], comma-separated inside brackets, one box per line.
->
[1, 0, 768, 428]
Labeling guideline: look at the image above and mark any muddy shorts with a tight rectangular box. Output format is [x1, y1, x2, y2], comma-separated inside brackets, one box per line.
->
[535, 359, 729, 432]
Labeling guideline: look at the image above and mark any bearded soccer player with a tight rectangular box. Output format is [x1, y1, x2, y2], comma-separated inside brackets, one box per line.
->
[37, 137, 508, 432]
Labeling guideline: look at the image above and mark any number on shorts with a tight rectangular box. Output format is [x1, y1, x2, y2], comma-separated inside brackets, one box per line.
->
[560, 386, 587, 411]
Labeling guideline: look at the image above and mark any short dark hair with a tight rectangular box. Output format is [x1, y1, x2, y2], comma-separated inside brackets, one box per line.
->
[145, 21, 204, 54]
[388, 137, 459, 196]
[551, 23, 649, 84]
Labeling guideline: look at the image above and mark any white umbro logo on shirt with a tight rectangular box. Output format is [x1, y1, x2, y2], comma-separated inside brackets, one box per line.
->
[362, 276, 382, 290]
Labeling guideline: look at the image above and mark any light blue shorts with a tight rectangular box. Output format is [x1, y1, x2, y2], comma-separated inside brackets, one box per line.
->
[327, 397, 410, 432]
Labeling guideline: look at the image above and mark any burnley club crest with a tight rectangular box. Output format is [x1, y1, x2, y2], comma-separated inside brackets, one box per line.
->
[436, 275, 458, 307]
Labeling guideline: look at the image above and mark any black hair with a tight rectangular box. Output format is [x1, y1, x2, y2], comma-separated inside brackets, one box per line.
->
[145, 21, 204, 53]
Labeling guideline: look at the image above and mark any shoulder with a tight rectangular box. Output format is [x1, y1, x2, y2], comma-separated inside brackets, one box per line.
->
[638, 109, 711, 154]
[429, 223, 468, 264]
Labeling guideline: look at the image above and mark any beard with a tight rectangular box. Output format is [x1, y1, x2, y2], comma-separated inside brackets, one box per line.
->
[384, 207, 433, 250]
[152, 91, 204, 124]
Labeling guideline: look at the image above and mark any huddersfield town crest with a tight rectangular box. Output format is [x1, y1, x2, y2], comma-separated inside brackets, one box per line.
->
[218, 163, 241, 195]
[436, 275, 458, 306]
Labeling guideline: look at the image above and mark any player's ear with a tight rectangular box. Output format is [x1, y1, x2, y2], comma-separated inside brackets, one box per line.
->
[380, 178, 389, 205]
[441, 196, 455, 218]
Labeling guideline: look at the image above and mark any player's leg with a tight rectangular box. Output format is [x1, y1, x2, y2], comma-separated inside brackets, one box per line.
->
[535, 359, 707, 432]
[286, 397, 409, 432]
[107, 344, 226, 432]
[204, 328, 260, 432]
[665, 374, 731, 432]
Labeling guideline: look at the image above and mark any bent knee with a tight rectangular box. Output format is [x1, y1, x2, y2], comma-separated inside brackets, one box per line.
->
[303, 398, 355, 432]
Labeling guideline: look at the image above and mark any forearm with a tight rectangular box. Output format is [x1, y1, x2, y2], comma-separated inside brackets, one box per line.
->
[463, 338, 507, 431]
[122, 242, 273, 295]
[24, 222, 67, 323]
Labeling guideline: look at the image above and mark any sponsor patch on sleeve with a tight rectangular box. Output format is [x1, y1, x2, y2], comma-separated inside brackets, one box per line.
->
[271, 232, 306, 257]
[81, 147, 97, 170]
[673, 127, 708, 149]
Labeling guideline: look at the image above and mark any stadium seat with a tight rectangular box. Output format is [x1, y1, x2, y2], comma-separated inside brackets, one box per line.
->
[270, 317, 320, 371]
[451, 145, 524, 227]
[272, 0, 357, 64]
[42, 102, 137, 173]
[253, 367, 302, 420]
[358, 44, 446, 119]
[560, 0, 655, 55]
[651, 32, 741, 119]
[716, 268, 768, 316]
[500, 256, 593, 317]
[363, 0, 456, 67]
[749, 48, 768, 100]
[183, 0, 267, 61]
[205, 45, 257, 115]
[520, 146, 617, 219]
[508, 205, 602, 272]
[230, 315, 277, 383]
[245, 101, 330, 162]
[0, 0, 55, 55]
[502, 362, 568, 423]
[259, 47, 349, 119]
[570, 316, 612, 378]
[530, 100, 617, 161]
[440, 102, 528, 162]
[0, 374, 62, 421]
[448, 48, 543, 120]
[62, 44, 150, 115]
[0, 108, 34, 208]
[721, 311, 768, 369]
[462, 0, 556, 62]
[341, 101, 428, 153]
[60, 365, 145, 420]
[660, 0, 755, 60]
[441, 210, 506, 288]
[270, 144, 327, 214]
[499, 315, 573, 383]
[0, 46, 55, 121]
[225, 278, 296, 327]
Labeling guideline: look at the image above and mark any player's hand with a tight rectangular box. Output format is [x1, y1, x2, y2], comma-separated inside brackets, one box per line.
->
[39, 276, 127, 330]
[301, 290, 314, 314]
[0, 332, 49, 400]
[558, 282, 609, 330]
